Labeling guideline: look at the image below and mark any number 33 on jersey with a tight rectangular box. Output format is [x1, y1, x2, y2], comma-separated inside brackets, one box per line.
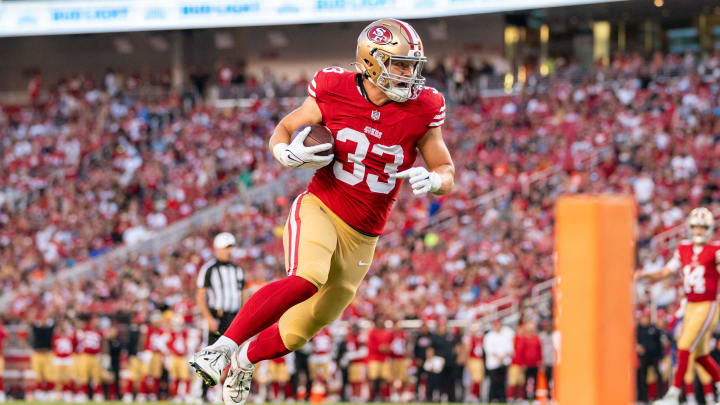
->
[306, 67, 446, 236]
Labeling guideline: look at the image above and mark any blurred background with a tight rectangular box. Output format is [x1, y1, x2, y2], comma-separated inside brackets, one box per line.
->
[1, 0, 720, 403]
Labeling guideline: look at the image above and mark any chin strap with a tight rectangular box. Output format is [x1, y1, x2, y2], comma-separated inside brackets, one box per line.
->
[355, 73, 371, 102]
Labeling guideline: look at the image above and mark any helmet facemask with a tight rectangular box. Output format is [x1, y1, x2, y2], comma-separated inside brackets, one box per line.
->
[689, 224, 713, 245]
[369, 49, 426, 103]
[687, 208, 714, 245]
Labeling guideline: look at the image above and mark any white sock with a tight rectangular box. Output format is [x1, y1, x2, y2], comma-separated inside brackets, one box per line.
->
[237, 342, 253, 368]
[666, 385, 681, 397]
[705, 393, 714, 404]
[212, 335, 239, 353]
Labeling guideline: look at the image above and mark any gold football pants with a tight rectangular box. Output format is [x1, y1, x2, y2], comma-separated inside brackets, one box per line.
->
[279, 192, 378, 350]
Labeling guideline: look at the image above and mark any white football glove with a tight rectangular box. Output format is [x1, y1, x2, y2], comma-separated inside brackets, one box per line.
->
[273, 126, 334, 169]
[391, 167, 442, 196]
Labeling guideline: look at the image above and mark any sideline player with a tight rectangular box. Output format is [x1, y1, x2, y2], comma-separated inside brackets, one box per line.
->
[190, 18, 454, 405]
[636, 208, 720, 405]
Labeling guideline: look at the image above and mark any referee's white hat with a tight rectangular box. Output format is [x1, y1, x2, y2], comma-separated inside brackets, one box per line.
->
[213, 232, 236, 249]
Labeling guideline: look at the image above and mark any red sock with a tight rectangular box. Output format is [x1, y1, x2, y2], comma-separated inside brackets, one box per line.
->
[648, 381, 657, 399]
[152, 377, 159, 395]
[81, 384, 89, 395]
[696, 354, 720, 382]
[247, 324, 292, 363]
[108, 381, 117, 400]
[508, 385, 515, 399]
[384, 382, 392, 399]
[0, 378, 3, 392]
[224, 276, 317, 345]
[285, 382, 294, 399]
[93, 383, 102, 396]
[67, 381, 75, 394]
[673, 350, 691, 388]
[140, 378, 148, 395]
[685, 382, 694, 395]
[473, 382, 480, 397]
[170, 380, 178, 398]
[123, 380, 133, 395]
[185, 380, 191, 395]
[271, 382, 279, 399]
[703, 383, 713, 394]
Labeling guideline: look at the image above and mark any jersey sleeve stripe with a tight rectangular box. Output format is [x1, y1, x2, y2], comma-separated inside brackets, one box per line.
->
[311, 79, 317, 89]
[307, 86, 317, 98]
[287, 191, 308, 276]
[428, 120, 444, 127]
[439, 105, 446, 112]
[433, 113, 446, 120]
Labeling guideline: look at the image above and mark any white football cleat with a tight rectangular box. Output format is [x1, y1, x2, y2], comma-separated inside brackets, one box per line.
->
[652, 392, 680, 405]
[189, 346, 232, 387]
[222, 345, 255, 405]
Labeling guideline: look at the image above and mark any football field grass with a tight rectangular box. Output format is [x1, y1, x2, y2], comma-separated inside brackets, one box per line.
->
[17, 402, 512, 405]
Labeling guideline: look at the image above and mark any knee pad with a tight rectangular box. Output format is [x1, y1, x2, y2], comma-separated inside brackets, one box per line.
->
[311, 284, 356, 324]
[282, 333, 308, 352]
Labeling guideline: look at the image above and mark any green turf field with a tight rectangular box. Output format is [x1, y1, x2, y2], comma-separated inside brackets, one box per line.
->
[15, 402, 512, 405]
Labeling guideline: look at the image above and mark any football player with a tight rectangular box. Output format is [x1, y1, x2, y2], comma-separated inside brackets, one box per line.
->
[0, 317, 7, 403]
[190, 18, 454, 405]
[339, 324, 368, 402]
[464, 323, 485, 402]
[52, 318, 77, 402]
[368, 317, 393, 402]
[140, 312, 170, 401]
[29, 311, 55, 402]
[388, 321, 409, 401]
[308, 328, 333, 391]
[75, 315, 105, 402]
[167, 315, 190, 402]
[636, 208, 720, 405]
[267, 356, 291, 401]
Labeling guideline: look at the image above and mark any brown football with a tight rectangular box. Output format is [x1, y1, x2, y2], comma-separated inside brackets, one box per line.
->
[292, 124, 335, 156]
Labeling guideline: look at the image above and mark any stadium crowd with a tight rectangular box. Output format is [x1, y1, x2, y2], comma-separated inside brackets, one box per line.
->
[0, 48, 719, 402]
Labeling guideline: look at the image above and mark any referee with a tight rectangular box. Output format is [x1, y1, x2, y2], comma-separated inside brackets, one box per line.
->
[196, 232, 246, 343]
[196, 232, 245, 401]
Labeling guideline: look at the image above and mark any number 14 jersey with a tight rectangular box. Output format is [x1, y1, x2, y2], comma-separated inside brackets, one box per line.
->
[667, 241, 720, 302]
[306, 67, 446, 236]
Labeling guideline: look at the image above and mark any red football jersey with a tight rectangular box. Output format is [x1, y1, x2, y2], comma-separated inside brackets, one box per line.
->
[0, 324, 7, 352]
[469, 336, 484, 359]
[53, 331, 76, 358]
[144, 326, 170, 353]
[345, 333, 367, 363]
[676, 241, 720, 302]
[306, 67, 446, 235]
[367, 328, 393, 362]
[512, 334, 526, 365]
[78, 328, 103, 355]
[168, 330, 188, 357]
[389, 331, 407, 359]
[312, 329, 333, 355]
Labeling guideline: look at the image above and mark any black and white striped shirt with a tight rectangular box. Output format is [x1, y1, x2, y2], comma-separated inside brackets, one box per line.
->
[196, 259, 245, 313]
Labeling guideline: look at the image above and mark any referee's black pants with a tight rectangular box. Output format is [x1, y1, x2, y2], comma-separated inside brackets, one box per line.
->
[206, 311, 236, 345]
[202, 311, 237, 402]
